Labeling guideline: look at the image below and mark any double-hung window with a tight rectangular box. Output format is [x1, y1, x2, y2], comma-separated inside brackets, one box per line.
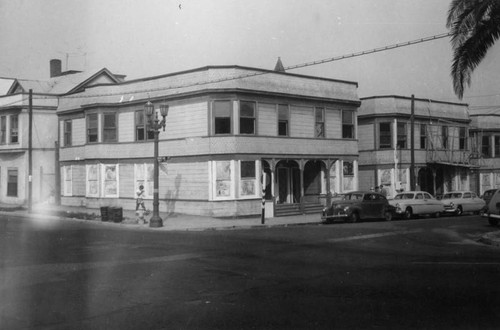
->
[10, 115, 18, 143]
[240, 160, 256, 196]
[315, 107, 325, 138]
[64, 120, 72, 146]
[342, 111, 355, 139]
[459, 127, 467, 150]
[102, 113, 117, 142]
[135, 110, 154, 141]
[87, 113, 98, 143]
[278, 104, 289, 136]
[7, 168, 18, 197]
[0, 116, 6, 144]
[495, 136, 500, 157]
[379, 122, 392, 149]
[420, 124, 427, 149]
[442, 126, 448, 149]
[482, 135, 491, 157]
[214, 100, 231, 134]
[239, 101, 255, 134]
[397, 122, 407, 149]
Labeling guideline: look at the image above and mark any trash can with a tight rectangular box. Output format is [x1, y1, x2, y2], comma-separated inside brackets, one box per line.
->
[100, 206, 109, 222]
[109, 207, 123, 223]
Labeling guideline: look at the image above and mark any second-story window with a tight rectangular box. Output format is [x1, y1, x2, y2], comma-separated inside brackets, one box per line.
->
[64, 120, 72, 147]
[315, 107, 325, 138]
[214, 100, 231, 135]
[397, 122, 407, 149]
[10, 115, 18, 144]
[103, 113, 117, 142]
[135, 110, 154, 141]
[379, 122, 391, 149]
[442, 126, 448, 149]
[495, 136, 500, 157]
[342, 110, 355, 139]
[278, 104, 289, 136]
[0, 116, 6, 144]
[420, 124, 427, 149]
[459, 127, 467, 150]
[482, 135, 491, 157]
[87, 113, 98, 143]
[239, 101, 255, 134]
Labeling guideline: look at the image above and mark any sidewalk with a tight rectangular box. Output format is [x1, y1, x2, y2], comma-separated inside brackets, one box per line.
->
[0, 203, 324, 231]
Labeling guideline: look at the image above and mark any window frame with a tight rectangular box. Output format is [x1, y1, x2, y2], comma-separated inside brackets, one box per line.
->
[278, 104, 289, 137]
[379, 122, 392, 149]
[240, 160, 258, 197]
[239, 101, 256, 135]
[397, 122, 407, 149]
[342, 110, 355, 139]
[102, 112, 117, 143]
[442, 126, 448, 149]
[0, 116, 6, 144]
[10, 114, 18, 144]
[63, 165, 73, 196]
[420, 124, 427, 149]
[102, 164, 119, 198]
[213, 100, 232, 135]
[87, 113, 98, 143]
[135, 110, 155, 141]
[315, 107, 325, 138]
[459, 127, 467, 151]
[482, 135, 491, 158]
[495, 135, 500, 157]
[7, 168, 18, 197]
[64, 119, 72, 147]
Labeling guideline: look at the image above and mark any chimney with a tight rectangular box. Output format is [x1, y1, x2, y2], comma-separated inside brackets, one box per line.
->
[50, 59, 62, 78]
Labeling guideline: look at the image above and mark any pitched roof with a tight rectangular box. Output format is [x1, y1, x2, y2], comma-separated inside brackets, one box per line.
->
[8, 68, 123, 95]
[274, 57, 285, 72]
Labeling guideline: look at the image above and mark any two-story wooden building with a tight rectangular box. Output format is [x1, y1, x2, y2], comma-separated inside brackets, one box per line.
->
[469, 108, 500, 194]
[0, 60, 123, 206]
[57, 65, 361, 218]
[358, 95, 474, 198]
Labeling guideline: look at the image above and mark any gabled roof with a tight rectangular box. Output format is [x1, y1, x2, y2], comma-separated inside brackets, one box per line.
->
[0, 78, 15, 95]
[7, 68, 124, 95]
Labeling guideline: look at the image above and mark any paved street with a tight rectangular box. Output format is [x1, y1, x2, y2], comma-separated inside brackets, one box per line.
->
[1, 214, 500, 329]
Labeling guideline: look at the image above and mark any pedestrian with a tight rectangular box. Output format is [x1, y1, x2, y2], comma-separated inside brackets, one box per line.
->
[380, 185, 387, 197]
[136, 185, 146, 211]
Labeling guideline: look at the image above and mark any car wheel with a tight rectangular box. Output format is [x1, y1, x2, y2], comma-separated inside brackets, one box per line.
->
[404, 207, 413, 220]
[384, 211, 393, 221]
[348, 212, 359, 223]
[455, 206, 463, 216]
[488, 217, 499, 226]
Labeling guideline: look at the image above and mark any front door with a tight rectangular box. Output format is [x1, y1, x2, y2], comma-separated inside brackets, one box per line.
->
[277, 166, 301, 204]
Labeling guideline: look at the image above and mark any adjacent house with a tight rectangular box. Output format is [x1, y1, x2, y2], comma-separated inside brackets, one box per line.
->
[469, 108, 500, 194]
[0, 60, 123, 206]
[358, 95, 474, 198]
[57, 65, 361, 218]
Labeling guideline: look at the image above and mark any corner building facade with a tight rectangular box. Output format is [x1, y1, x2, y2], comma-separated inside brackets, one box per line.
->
[57, 66, 360, 217]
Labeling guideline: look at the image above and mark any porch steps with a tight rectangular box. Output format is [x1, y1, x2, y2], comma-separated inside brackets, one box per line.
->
[274, 203, 324, 217]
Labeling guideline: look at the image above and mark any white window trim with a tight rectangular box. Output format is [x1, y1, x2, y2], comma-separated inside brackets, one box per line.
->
[63, 165, 73, 196]
[211, 160, 235, 200]
[86, 164, 100, 197]
[102, 164, 119, 198]
[134, 163, 154, 199]
[238, 160, 259, 199]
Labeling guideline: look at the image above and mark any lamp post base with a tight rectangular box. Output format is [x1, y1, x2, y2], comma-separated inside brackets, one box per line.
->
[149, 215, 163, 228]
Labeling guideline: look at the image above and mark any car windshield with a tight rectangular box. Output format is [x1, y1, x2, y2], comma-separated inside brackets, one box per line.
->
[343, 193, 363, 200]
[484, 190, 496, 199]
[443, 193, 462, 199]
[394, 193, 415, 200]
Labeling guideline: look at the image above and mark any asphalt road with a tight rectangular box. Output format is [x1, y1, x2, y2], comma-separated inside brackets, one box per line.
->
[1, 214, 500, 329]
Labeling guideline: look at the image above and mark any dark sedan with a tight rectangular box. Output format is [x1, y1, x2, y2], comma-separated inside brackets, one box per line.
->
[321, 190, 394, 223]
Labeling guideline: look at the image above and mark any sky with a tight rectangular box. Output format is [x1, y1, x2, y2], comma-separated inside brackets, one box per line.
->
[0, 0, 499, 109]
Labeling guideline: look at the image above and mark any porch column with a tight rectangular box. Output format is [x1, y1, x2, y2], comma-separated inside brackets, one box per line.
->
[299, 159, 305, 213]
[432, 168, 437, 196]
[326, 159, 332, 206]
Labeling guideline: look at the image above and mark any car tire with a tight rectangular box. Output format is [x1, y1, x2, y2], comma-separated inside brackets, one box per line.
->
[455, 206, 463, 216]
[404, 207, 413, 220]
[488, 217, 499, 226]
[348, 212, 359, 223]
[384, 211, 393, 221]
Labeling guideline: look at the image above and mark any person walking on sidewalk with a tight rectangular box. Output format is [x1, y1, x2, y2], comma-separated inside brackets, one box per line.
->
[136, 185, 146, 211]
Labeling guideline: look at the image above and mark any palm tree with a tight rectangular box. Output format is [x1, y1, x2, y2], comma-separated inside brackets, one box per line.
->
[446, 0, 500, 99]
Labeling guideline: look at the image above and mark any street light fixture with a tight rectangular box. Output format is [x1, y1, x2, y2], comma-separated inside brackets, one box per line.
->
[144, 100, 169, 228]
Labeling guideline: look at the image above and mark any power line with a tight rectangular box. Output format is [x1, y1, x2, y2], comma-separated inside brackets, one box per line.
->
[60, 32, 453, 100]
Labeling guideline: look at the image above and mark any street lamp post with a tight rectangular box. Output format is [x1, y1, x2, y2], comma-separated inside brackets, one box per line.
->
[144, 101, 169, 228]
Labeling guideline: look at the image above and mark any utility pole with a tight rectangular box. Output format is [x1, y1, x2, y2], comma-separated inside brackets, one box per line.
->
[410, 94, 416, 191]
[28, 89, 33, 213]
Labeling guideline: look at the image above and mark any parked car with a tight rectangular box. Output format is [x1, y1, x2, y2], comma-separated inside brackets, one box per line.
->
[480, 188, 498, 215]
[389, 191, 444, 219]
[440, 191, 486, 216]
[321, 191, 394, 223]
[485, 189, 500, 225]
